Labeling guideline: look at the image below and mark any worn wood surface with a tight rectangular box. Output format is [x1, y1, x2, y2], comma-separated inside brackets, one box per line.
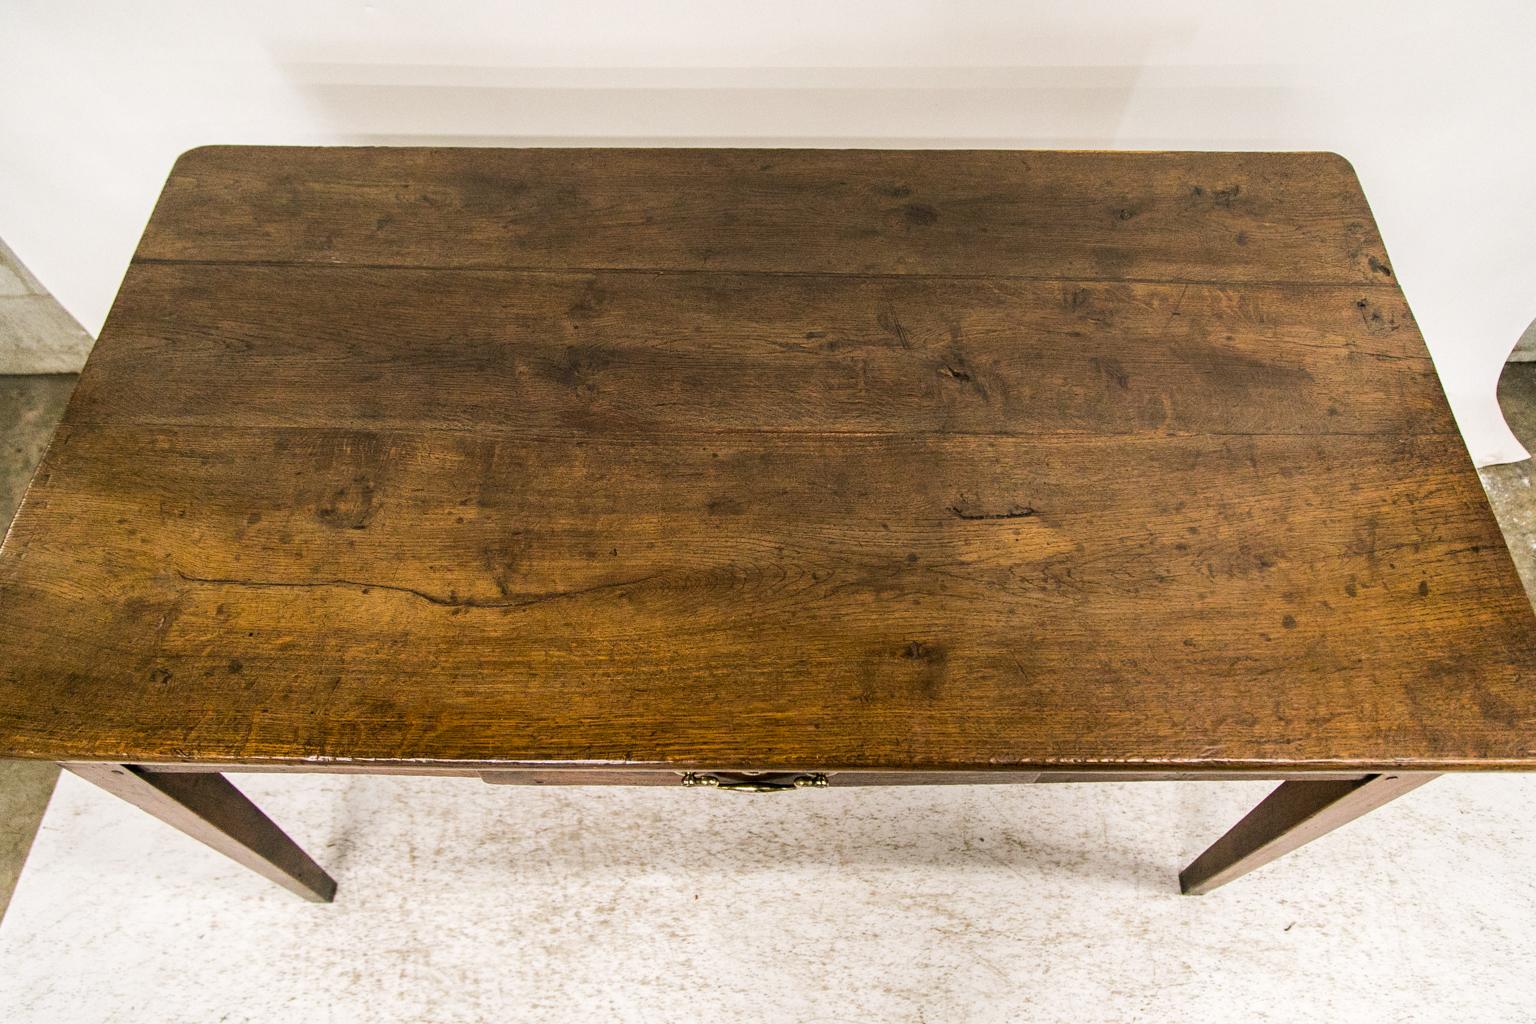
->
[135, 148, 1394, 284]
[1, 147, 1534, 774]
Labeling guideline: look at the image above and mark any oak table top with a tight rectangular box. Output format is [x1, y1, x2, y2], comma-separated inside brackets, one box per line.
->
[2, 146, 1534, 780]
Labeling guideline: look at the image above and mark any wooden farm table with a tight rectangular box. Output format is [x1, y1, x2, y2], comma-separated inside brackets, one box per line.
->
[2, 147, 1533, 901]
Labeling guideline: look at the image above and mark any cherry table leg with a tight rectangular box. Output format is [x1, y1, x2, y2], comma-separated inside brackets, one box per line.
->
[1180, 772, 1437, 895]
[64, 763, 336, 903]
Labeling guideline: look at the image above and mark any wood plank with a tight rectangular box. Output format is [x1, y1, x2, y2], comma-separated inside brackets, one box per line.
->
[137, 148, 1394, 284]
[2, 425, 1531, 770]
[71, 263, 1451, 439]
[2, 146, 1532, 785]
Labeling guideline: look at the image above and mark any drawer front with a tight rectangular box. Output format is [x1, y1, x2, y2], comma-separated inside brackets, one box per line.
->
[476, 769, 1368, 787]
[478, 770, 1043, 787]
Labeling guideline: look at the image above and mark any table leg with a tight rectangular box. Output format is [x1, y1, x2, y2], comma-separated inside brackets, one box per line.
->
[1179, 772, 1436, 895]
[64, 763, 336, 903]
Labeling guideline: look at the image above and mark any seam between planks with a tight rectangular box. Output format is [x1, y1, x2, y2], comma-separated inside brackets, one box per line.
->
[128, 257, 1407, 291]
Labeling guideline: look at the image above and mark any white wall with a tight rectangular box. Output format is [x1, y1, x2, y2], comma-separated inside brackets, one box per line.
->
[3, 0, 1533, 464]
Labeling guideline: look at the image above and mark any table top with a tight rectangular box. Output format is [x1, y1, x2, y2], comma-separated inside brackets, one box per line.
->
[2, 146, 1534, 773]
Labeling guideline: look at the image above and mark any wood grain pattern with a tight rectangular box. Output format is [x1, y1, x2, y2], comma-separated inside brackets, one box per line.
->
[73, 264, 1448, 439]
[1, 146, 1532, 775]
[139, 148, 1395, 285]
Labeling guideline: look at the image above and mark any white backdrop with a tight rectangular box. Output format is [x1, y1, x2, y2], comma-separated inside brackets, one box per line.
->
[3, 0, 1533, 464]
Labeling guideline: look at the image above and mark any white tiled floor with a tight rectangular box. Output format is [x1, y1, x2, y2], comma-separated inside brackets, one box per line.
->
[2, 770, 1533, 1022]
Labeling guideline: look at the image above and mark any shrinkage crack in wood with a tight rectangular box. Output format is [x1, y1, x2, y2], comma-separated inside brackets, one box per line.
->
[1, 148, 1533, 777]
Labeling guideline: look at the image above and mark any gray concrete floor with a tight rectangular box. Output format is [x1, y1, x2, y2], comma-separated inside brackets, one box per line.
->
[0, 239, 93, 373]
[1479, 364, 1536, 591]
[0, 374, 74, 921]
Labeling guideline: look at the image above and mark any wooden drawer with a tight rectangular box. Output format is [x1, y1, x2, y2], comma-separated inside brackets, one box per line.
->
[477, 769, 1367, 788]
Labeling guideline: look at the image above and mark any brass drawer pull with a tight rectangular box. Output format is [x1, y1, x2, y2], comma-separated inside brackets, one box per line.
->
[680, 772, 829, 792]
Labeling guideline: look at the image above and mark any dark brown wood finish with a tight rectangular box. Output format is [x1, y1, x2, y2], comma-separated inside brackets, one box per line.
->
[0, 147, 1530, 895]
[1179, 773, 1437, 894]
[65, 764, 336, 902]
[134, 148, 1393, 283]
[476, 770, 1369, 787]
[4, 421, 1524, 769]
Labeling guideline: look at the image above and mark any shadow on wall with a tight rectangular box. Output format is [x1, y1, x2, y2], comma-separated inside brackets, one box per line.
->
[270, 14, 1297, 151]
[272, 64, 1297, 150]
[279, 65, 1138, 149]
